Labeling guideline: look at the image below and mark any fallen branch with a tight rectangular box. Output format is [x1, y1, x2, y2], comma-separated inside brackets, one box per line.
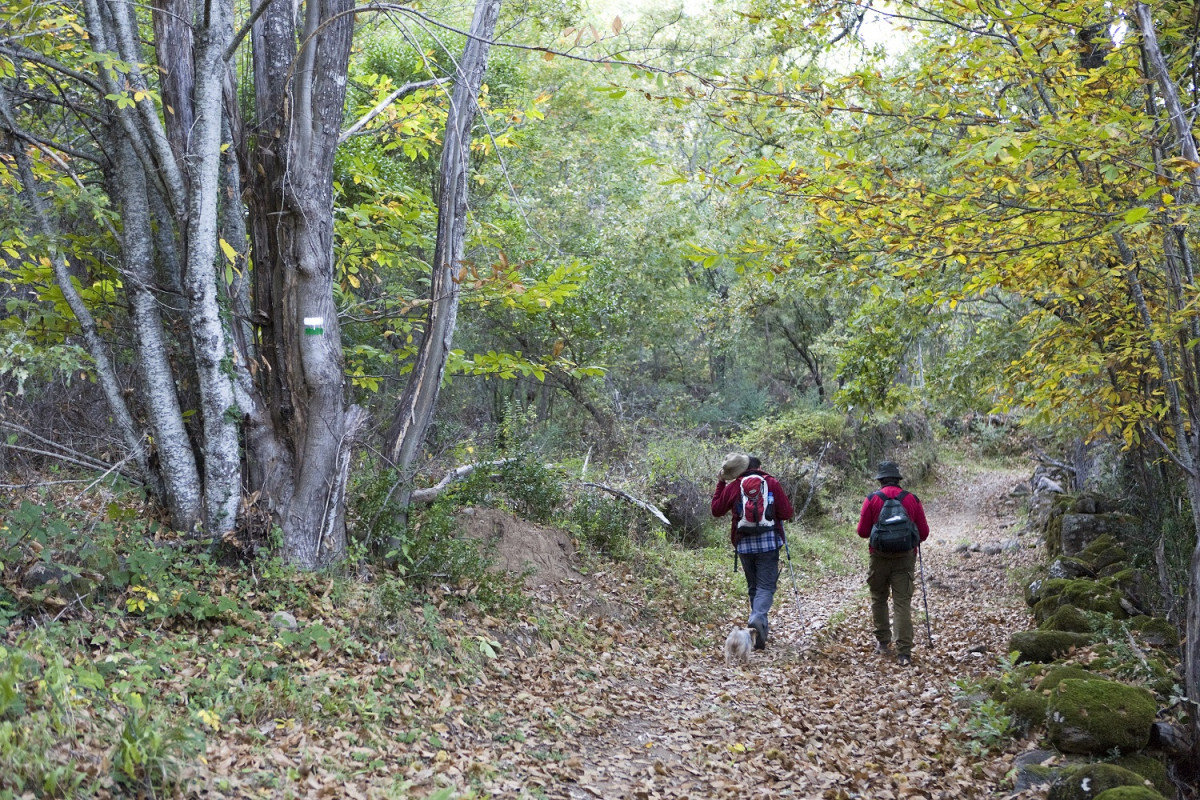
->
[1032, 447, 1076, 474]
[581, 481, 670, 526]
[1, 442, 143, 485]
[410, 459, 518, 503]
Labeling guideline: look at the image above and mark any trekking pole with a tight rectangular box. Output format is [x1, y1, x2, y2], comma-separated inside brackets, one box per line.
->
[782, 538, 804, 618]
[917, 544, 933, 647]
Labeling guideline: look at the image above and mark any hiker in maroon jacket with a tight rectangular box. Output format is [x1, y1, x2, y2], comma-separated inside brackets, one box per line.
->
[712, 453, 794, 651]
[856, 460, 930, 666]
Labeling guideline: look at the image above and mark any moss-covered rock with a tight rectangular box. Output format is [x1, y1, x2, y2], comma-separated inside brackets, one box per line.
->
[1069, 494, 1122, 515]
[1047, 679, 1157, 754]
[1078, 533, 1118, 559]
[1034, 579, 1128, 621]
[1040, 604, 1092, 633]
[1125, 616, 1179, 650]
[1006, 689, 1049, 729]
[1092, 788, 1166, 800]
[1089, 545, 1129, 572]
[1010, 630, 1092, 663]
[1111, 754, 1170, 796]
[1047, 763, 1155, 800]
[1045, 510, 1066, 555]
[1028, 577, 1071, 608]
[1016, 763, 1059, 792]
[1097, 559, 1131, 579]
[1061, 514, 1137, 557]
[1050, 556, 1097, 580]
[1039, 665, 1097, 692]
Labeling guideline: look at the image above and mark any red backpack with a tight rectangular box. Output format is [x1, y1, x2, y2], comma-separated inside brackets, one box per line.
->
[736, 474, 776, 532]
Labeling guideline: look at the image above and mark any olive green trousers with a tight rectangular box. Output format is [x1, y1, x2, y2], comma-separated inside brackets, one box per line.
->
[867, 550, 917, 656]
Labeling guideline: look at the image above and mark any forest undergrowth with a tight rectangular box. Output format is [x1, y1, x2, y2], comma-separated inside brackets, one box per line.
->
[0, 451, 1052, 799]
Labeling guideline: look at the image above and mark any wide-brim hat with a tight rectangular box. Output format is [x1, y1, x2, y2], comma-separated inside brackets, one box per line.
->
[720, 453, 750, 481]
[873, 460, 903, 481]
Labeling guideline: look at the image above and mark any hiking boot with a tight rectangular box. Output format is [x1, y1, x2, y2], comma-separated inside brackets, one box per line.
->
[749, 617, 767, 651]
[897, 654, 912, 667]
[874, 641, 893, 656]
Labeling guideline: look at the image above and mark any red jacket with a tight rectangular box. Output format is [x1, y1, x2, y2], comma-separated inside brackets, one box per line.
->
[857, 485, 930, 553]
[712, 471, 794, 546]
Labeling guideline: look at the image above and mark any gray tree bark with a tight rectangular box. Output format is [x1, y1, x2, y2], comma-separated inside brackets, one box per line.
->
[0, 87, 151, 489]
[243, 0, 356, 568]
[1133, 2, 1200, 758]
[114, 137, 203, 531]
[385, 0, 503, 488]
[182, 0, 241, 534]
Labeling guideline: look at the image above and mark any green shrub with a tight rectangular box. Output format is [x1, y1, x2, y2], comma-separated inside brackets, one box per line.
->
[568, 491, 636, 559]
[113, 703, 198, 794]
[943, 692, 1013, 755]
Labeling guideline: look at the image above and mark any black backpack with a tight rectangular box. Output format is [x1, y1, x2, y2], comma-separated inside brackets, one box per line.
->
[869, 490, 919, 553]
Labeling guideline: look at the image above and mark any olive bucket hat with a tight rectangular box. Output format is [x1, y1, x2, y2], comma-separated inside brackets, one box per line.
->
[720, 453, 750, 482]
[873, 461, 903, 481]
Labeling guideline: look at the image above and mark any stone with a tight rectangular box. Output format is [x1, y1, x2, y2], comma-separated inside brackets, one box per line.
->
[270, 610, 299, 631]
[982, 543, 1002, 555]
[1038, 665, 1097, 693]
[21, 562, 72, 589]
[1111, 754, 1170, 796]
[1039, 604, 1092, 634]
[1092, 549, 1130, 574]
[1046, 678, 1156, 754]
[1027, 577, 1071, 607]
[20, 561, 90, 601]
[1047, 764, 1155, 800]
[1005, 689, 1049, 730]
[1010, 630, 1092, 663]
[1036, 476, 1065, 494]
[1049, 557, 1095, 580]
[954, 542, 970, 553]
[1035, 579, 1127, 621]
[1128, 616, 1178, 648]
[1015, 764, 1058, 791]
[1092, 789, 1166, 800]
[1148, 721, 1191, 757]
[1061, 513, 1137, 557]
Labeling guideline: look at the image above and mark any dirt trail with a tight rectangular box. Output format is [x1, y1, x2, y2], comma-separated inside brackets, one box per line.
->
[520, 463, 1042, 799]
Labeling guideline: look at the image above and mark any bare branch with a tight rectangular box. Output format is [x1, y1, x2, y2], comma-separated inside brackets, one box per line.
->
[581, 481, 670, 526]
[339, 77, 442, 142]
[409, 459, 518, 503]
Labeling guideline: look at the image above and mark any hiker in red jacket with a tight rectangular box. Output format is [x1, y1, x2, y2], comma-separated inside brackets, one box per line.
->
[712, 453, 794, 651]
[856, 460, 930, 666]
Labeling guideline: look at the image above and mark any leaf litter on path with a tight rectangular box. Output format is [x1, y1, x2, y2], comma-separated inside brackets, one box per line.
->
[175, 465, 1047, 798]
[388, 464, 1047, 799]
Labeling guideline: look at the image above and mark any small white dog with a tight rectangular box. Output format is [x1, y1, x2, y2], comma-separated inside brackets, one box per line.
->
[724, 626, 756, 666]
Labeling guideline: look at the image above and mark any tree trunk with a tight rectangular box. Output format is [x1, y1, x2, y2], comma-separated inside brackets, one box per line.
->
[384, 0, 503, 482]
[243, 0, 355, 568]
[0, 89, 151, 490]
[114, 137, 203, 531]
[183, 0, 241, 534]
[1134, 5, 1200, 757]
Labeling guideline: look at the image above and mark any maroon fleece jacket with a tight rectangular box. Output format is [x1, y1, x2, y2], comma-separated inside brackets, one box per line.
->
[712, 470, 794, 546]
[856, 485, 930, 553]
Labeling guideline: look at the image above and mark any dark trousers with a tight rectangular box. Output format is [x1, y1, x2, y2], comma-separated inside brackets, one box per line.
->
[739, 549, 780, 636]
[867, 551, 916, 656]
